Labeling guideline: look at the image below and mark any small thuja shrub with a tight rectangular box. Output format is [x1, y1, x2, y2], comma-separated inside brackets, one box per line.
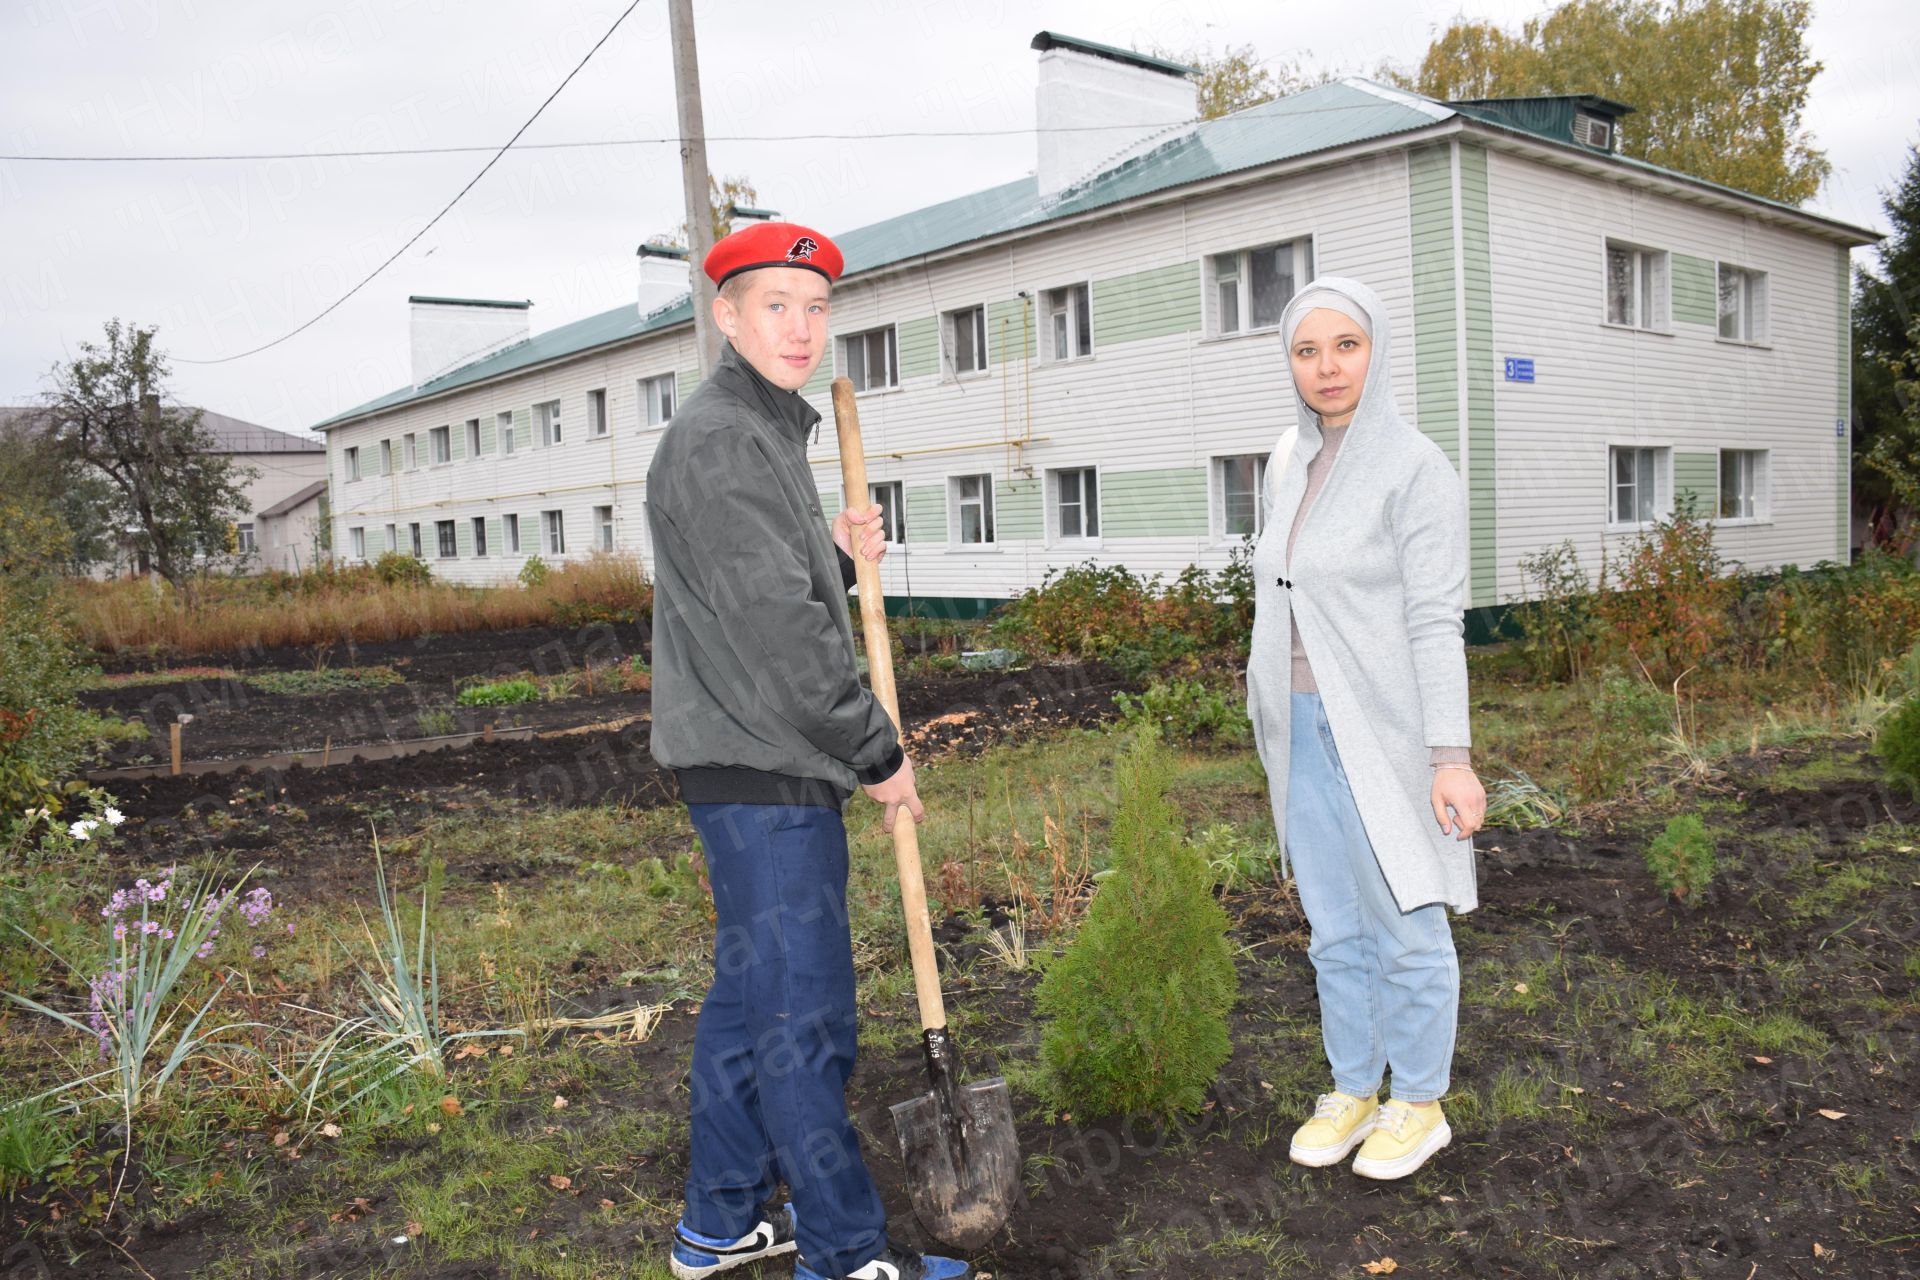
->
[1874, 694, 1920, 799]
[1036, 729, 1237, 1119]
[1645, 813, 1717, 903]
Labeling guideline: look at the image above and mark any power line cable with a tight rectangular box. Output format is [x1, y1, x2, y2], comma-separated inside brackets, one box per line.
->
[6, 101, 1395, 164]
[175, 0, 644, 365]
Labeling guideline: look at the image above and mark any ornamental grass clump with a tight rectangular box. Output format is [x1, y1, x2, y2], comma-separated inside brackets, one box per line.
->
[1874, 693, 1920, 799]
[1036, 729, 1237, 1120]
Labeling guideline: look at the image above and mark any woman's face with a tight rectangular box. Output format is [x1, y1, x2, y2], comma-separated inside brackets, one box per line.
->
[1288, 307, 1371, 427]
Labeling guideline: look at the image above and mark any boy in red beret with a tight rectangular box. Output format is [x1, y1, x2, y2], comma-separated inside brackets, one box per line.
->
[647, 223, 969, 1280]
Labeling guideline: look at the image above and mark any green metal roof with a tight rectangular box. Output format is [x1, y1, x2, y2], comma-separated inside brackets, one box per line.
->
[405, 295, 531, 309]
[314, 77, 1876, 432]
[1029, 32, 1197, 77]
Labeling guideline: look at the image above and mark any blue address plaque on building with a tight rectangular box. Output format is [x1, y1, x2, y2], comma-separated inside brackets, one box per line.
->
[1503, 357, 1536, 383]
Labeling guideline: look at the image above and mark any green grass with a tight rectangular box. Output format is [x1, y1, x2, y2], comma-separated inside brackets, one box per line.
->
[456, 677, 542, 707]
[246, 666, 405, 696]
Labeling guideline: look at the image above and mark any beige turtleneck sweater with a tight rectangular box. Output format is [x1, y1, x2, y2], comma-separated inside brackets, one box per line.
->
[1284, 422, 1471, 769]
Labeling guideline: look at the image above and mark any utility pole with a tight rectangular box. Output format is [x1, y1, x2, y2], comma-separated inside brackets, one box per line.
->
[669, 0, 719, 375]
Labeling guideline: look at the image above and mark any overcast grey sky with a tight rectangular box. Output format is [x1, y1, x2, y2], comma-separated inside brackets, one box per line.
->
[3, 0, 1914, 436]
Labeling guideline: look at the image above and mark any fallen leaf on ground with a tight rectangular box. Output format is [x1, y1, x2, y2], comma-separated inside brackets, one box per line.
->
[1751, 1055, 1773, 1065]
[548, 1174, 573, 1191]
[497, 1044, 514, 1056]
[440, 1096, 463, 1117]
[552, 1095, 569, 1110]
[1514, 982, 1529, 994]
[1814, 1242, 1832, 1258]
[272, 1131, 290, 1147]
[1363, 1260, 1398, 1275]
[318, 1123, 342, 1139]
[1817, 1109, 1847, 1121]
[406, 1220, 424, 1237]
[599, 1198, 615, 1210]
[454, 1042, 487, 1060]
[426, 1122, 442, 1134]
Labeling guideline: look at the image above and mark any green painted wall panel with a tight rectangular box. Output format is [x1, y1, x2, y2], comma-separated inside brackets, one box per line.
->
[801, 359, 833, 406]
[479, 416, 496, 455]
[488, 517, 504, 559]
[511, 407, 532, 455]
[1838, 246, 1852, 561]
[905, 484, 947, 543]
[988, 298, 1031, 365]
[1408, 144, 1460, 465]
[455, 519, 474, 559]
[1102, 467, 1209, 538]
[678, 367, 702, 405]
[1091, 261, 1202, 347]
[448, 423, 465, 462]
[1459, 144, 1497, 607]
[997, 477, 1042, 540]
[897, 316, 939, 381]
[1674, 450, 1719, 512]
[1672, 254, 1717, 327]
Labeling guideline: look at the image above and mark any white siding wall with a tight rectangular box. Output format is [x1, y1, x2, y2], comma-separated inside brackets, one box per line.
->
[1486, 149, 1848, 601]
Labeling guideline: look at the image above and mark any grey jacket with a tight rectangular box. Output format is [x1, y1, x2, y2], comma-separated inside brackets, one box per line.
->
[646, 341, 903, 809]
[1246, 277, 1477, 912]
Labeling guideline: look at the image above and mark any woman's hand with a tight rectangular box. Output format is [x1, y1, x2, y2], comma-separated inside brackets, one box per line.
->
[1431, 769, 1486, 840]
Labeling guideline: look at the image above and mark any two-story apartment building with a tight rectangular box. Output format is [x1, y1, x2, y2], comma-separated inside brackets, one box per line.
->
[314, 32, 1878, 621]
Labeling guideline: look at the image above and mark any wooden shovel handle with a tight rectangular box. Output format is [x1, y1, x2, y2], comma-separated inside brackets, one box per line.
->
[830, 378, 947, 1035]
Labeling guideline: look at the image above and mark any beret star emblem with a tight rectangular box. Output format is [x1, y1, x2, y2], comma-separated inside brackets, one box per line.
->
[786, 236, 819, 262]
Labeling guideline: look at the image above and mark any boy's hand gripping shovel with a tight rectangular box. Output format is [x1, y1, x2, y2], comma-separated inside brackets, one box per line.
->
[831, 378, 1020, 1249]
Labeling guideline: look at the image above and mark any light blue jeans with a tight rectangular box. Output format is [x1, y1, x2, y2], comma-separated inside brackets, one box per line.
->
[1287, 692, 1459, 1102]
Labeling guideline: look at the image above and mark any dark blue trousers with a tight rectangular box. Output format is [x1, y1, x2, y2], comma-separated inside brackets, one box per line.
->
[683, 802, 888, 1276]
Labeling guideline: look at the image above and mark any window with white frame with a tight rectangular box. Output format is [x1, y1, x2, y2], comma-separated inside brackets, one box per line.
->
[869, 481, 905, 544]
[595, 504, 614, 551]
[1717, 264, 1767, 343]
[344, 446, 361, 481]
[1215, 454, 1269, 539]
[842, 326, 899, 392]
[536, 400, 563, 446]
[497, 410, 516, 454]
[404, 433, 418, 469]
[1604, 240, 1668, 330]
[429, 425, 450, 465]
[435, 520, 456, 558]
[950, 474, 995, 545]
[588, 389, 608, 437]
[349, 526, 365, 559]
[943, 305, 988, 377]
[1045, 283, 1092, 361]
[1609, 445, 1671, 527]
[1212, 237, 1313, 335]
[505, 513, 521, 553]
[464, 418, 481, 457]
[471, 516, 489, 556]
[1050, 467, 1099, 540]
[409, 523, 422, 557]
[384, 523, 397, 554]
[641, 374, 676, 426]
[1718, 449, 1767, 521]
[235, 522, 255, 554]
[544, 509, 566, 555]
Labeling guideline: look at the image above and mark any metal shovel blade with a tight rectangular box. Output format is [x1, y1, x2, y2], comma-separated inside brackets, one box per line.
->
[890, 1073, 1020, 1250]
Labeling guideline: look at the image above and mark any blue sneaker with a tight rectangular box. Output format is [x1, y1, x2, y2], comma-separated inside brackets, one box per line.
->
[795, 1243, 971, 1280]
[669, 1201, 797, 1279]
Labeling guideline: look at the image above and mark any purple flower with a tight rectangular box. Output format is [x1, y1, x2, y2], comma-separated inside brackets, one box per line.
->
[196, 940, 215, 959]
[112, 923, 127, 941]
[239, 888, 274, 927]
[250, 945, 267, 959]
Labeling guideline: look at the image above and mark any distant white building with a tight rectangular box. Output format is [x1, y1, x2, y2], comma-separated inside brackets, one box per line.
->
[195, 412, 327, 573]
[313, 32, 1879, 632]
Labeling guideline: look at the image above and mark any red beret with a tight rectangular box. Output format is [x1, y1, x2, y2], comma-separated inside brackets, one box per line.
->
[703, 221, 843, 287]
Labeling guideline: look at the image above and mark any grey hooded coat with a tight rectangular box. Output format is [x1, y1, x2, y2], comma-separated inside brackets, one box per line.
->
[1246, 276, 1477, 913]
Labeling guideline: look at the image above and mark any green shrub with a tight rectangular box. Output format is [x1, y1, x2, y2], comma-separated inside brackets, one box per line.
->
[1769, 550, 1920, 692]
[1566, 669, 1670, 803]
[1874, 694, 1920, 798]
[373, 550, 432, 587]
[456, 678, 541, 707]
[0, 1096, 76, 1195]
[1513, 539, 1593, 683]
[1036, 730, 1237, 1119]
[0, 583, 99, 835]
[518, 555, 550, 588]
[247, 665, 404, 695]
[1645, 813, 1717, 903]
[1590, 494, 1734, 685]
[1113, 679, 1251, 744]
[416, 706, 458, 737]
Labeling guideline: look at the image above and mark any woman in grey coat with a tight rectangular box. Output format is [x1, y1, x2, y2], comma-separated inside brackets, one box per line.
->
[1245, 276, 1486, 1181]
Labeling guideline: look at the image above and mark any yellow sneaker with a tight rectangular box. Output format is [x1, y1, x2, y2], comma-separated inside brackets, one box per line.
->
[1288, 1091, 1380, 1167]
[1352, 1099, 1451, 1180]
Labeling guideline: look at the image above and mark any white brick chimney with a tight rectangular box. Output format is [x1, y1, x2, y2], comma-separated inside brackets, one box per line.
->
[1031, 32, 1197, 202]
[636, 242, 691, 318]
[408, 296, 531, 389]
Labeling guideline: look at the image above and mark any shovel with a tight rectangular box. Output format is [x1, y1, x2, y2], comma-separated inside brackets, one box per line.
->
[831, 378, 1020, 1250]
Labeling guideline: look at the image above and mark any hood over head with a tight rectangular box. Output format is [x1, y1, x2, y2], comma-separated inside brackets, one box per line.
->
[1277, 275, 1400, 442]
